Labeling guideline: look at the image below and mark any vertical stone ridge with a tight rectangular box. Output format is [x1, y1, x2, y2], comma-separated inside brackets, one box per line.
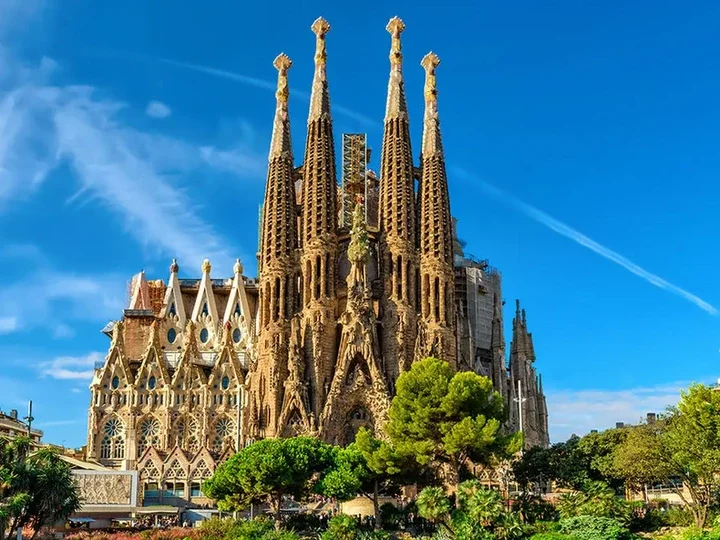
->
[379, 17, 418, 384]
[416, 52, 456, 368]
[300, 17, 339, 420]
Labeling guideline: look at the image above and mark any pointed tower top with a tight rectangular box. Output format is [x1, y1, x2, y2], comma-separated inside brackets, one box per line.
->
[169, 258, 179, 274]
[269, 53, 294, 160]
[273, 53, 292, 103]
[515, 299, 521, 316]
[421, 52, 443, 157]
[421, 52, 440, 102]
[201, 259, 211, 275]
[308, 17, 331, 122]
[311, 17, 331, 60]
[386, 17, 405, 67]
[233, 258, 243, 275]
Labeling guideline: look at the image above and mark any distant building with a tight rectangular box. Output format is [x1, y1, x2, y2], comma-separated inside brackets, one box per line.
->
[0, 409, 42, 442]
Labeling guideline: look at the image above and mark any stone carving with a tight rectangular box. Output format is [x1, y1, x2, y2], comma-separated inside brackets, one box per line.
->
[74, 472, 133, 506]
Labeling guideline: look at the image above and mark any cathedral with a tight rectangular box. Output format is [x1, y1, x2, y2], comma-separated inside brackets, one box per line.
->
[86, 17, 549, 502]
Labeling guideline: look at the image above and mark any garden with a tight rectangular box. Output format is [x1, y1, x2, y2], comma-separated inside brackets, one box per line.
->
[5, 358, 720, 540]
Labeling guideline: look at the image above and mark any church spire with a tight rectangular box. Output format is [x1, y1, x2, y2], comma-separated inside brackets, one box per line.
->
[379, 16, 415, 245]
[417, 51, 456, 368]
[260, 53, 298, 278]
[301, 17, 338, 253]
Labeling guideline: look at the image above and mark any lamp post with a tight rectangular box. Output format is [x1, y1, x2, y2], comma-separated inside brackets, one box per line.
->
[23, 400, 34, 438]
[513, 380, 527, 455]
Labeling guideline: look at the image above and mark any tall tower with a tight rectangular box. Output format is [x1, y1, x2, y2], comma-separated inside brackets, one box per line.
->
[416, 52, 456, 367]
[378, 17, 418, 383]
[300, 17, 339, 415]
[249, 53, 299, 440]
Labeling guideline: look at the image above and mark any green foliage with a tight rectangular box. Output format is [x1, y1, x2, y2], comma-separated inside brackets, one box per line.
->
[528, 534, 575, 540]
[417, 481, 524, 540]
[387, 358, 520, 490]
[613, 423, 671, 493]
[0, 437, 81, 540]
[198, 516, 300, 540]
[557, 481, 632, 524]
[416, 487, 452, 524]
[559, 515, 633, 540]
[320, 514, 359, 540]
[512, 494, 559, 523]
[203, 437, 334, 525]
[661, 384, 720, 527]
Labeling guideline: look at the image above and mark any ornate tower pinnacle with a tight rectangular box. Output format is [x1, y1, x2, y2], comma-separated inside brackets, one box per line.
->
[269, 53, 293, 160]
[379, 16, 417, 381]
[201, 259, 211, 275]
[308, 17, 331, 122]
[421, 52, 443, 158]
[300, 16, 339, 418]
[417, 51, 456, 368]
[387, 16, 405, 67]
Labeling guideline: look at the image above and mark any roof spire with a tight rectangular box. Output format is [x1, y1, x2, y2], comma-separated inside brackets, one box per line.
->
[384, 16, 408, 120]
[269, 53, 293, 160]
[308, 17, 331, 122]
[421, 52, 443, 157]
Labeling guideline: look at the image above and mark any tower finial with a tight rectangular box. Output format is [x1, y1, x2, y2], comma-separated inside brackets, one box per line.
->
[515, 299, 521, 315]
[311, 17, 330, 66]
[386, 17, 405, 68]
[308, 18, 332, 122]
[421, 52, 440, 104]
[273, 53, 292, 104]
[269, 53, 293, 160]
[202, 259, 211, 275]
[170, 258, 179, 274]
[233, 258, 243, 275]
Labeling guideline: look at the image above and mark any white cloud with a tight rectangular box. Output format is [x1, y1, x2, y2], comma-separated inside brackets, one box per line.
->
[38, 351, 104, 380]
[456, 170, 717, 316]
[145, 100, 171, 119]
[0, 53, 263, 272]
[70, 388, 81, 393]
[0, 316, 18, 334]
[546, 379, 716, 442]
[0, 267, 125, 332]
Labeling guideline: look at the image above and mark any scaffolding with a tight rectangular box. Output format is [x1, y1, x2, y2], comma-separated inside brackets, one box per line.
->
[341, 133, 368, 228]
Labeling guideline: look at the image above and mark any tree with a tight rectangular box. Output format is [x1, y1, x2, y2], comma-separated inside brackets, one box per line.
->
[203, 437, 334, 529]
[318, 428, 416, 528]
[659, 384, 720, 528]
[575, 428, 628, 490]
[0, 437, 81, 540]
[612, 422, 671, 501]
[386, 357, 521, 502]
[511, 445, 554, 490]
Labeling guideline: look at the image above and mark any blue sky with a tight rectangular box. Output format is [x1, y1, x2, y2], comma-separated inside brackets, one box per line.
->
[1, 0, 719, 446]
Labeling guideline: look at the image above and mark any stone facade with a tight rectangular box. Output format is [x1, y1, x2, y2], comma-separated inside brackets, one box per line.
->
[86, 16, 550, 498]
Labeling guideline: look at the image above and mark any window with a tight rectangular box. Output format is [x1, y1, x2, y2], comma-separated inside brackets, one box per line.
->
[190, 482, 202, 497]
[201, 302, 208, 316]
[167, 328, 177, 344]
[148, 376, 157, 390]
[221, 376, 230, 390]
[100, 418, 124, 459]
[169, 303, 176, 316]
[200, 328, 209, 343]
[234, 303, 241, 316]
[137, 417, 160, 457]
[232, 328, 241, 343]
[111, 376, 120, 390]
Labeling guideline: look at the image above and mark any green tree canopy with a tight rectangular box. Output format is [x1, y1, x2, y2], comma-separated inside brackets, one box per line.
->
[0, 437, 81, 540]
[203, 437, 334, 528]
[659, 384, 720, 527]
[386, 357, 521, 499]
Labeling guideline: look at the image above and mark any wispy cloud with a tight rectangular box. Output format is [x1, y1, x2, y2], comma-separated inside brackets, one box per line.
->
[0, 53, 263, 271]
[38, 351, 103, 380]
[154, 56, 377, 127]
[0, 316, 18, 334]
[145, 100, 172, 119]
[52, 323, 75, 339]
[456, 170, 717, 316]
[546, 379, 715, 442]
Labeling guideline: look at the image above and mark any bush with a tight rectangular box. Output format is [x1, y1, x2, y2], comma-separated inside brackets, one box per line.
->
[513, 494, 559, 523]
[321, 514, 360, 540]
[559, 515, 633, 540]
[529, 534, 576, 540]
[557, 482, 633, 525]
